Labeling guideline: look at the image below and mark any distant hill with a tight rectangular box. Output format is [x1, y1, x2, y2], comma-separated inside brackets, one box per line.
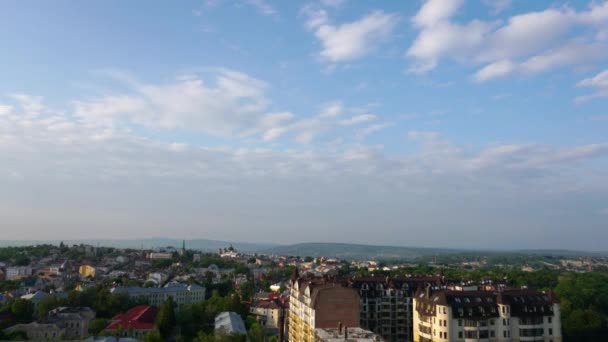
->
[0, 238, 277, 253]
[259, 242, 461, 260]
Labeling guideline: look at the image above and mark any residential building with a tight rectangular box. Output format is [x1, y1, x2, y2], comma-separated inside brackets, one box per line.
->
[289, 271, 360, 342]
[3, 322, 65, 340]
[215, 311, 248, 337]
[104, 305, 158, 339]
[79, 265, 97, 278]
[412, 287, 562, 342]
[148, 252, 173, 260]
[6, 266, 32, 280]
[45, 306, 96, 340]
[351, 276, 442, 342]
[315, 327, 384, 342]
[250, 299, 283, 332]
[110, 283, 205, 307]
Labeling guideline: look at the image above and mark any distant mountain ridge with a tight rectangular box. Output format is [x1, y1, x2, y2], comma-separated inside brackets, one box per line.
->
[0, 238, 278, 253]
[258, 242, 462, 260]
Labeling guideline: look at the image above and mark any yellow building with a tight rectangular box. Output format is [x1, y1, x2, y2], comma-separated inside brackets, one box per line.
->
[79, 265, 96, 278]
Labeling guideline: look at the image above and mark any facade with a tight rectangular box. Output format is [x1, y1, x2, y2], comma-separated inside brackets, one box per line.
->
[79, 265, 97, 278]
[104, 305, 158, 339]
[110, 283, 205, 307]
[6, 266, 32, 280]
[412, 287, 562, 342]
[46, 306, 96, 339]
[289, 271, 360, 342]
[351, 276, 443, 342]
[250, 299, 283, 331]
[4, 322, 65, 340]
[315, 327, 384, 342]
[148, 252, 172, 260]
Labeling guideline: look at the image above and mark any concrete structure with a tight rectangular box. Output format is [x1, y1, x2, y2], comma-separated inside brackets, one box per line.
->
[315, 327, 383, 342]
[110, 283, 205, 307]
[412, 287, 562, 342]
[250, 299, 283, 332]
[215, 311, 248, 337]
[79, 265, 97, 278]
[6, 266, 32, 280]
[289, 271, 360, 342]
[104, 305, 158, 339]
[351, 276, 442, 342]
[148, 252, 172, 260]
[3, 307, 95, 341]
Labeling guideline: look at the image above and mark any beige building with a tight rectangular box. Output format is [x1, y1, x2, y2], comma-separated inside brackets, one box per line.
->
[250, 299, 283, 331]
[413, 287, 561, 342]
[289, 271, 360, 342]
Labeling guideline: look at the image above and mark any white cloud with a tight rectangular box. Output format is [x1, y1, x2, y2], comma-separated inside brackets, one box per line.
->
[473, 59, 516, 82]
[308, 10, 399, 62]
[412, 0, 463, 28]
[407, 1, 608, 81]
[339, 114, 376, 125]
[356, 123, 391, 139]
[72, 69, 284, 138]
[0, 105, 12, 116]
[318, 101, 343, 118]
[576, 68, 608, 102]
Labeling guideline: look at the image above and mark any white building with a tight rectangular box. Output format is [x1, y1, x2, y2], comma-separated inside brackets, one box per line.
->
[148, 252, 172, 260]
[6, 266, 33, 280]
[110, 283, 205, 308]
[412, 287, 562, 342]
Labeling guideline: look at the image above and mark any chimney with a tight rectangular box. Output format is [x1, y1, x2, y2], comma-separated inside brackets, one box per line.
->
[344, 326, 348, 340]
[338, 322, 342, 334]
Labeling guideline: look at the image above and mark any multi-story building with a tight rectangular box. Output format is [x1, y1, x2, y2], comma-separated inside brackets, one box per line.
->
[413, 286, 562, 342]
[110, 283, 206, 308]
[3, 307, 95, 340]
[351, 276, 443, 342]
[148, 252, 173, 260]
[6, 266, 32, 280]
[103, 305, 158, 339]
[289, 271, 360, 342]
[250, 299, 283, 332]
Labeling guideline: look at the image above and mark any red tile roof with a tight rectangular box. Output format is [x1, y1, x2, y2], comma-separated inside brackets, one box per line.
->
[105, 305, 159, 331]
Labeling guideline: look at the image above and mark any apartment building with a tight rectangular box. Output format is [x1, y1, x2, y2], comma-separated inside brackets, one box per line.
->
[351, 276, 443, 342]
[6, 266, 32, 280]
[110, 283, 205, 308]
[413, 286, 562, 342]
[289, 271, 360, 342]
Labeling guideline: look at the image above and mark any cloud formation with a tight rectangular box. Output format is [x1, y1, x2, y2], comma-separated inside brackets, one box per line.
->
[407, 0, 608, 80]
[304, 7, 399, 62]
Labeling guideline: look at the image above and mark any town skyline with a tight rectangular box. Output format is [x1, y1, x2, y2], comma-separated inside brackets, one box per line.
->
[1, 0, 608, 250]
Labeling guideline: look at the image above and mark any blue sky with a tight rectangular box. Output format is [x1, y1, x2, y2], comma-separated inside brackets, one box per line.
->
[0, 0, 607, 249]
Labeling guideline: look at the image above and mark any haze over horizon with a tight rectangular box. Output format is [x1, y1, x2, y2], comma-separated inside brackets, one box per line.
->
[1, 0, 607, 250]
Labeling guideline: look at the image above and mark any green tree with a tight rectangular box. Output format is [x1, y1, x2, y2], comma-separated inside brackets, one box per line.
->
[144, 328, 164, 342]
[37, 295, 62, 320]
[10, 299, 34, 323]
[155, 297, 176, 339]
[88, 318, 109, 335]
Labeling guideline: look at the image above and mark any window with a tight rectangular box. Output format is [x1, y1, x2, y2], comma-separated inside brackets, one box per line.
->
[458, 332, 463, 339]
[549, 328, 553, 335]
[503, 318, 506, 325]
[548, 316, 552, 323]
[503, 331, 507, 338]
[490, 331, 495, 338]
[458, 320, 462, 327]
[490, 319, 495, 325]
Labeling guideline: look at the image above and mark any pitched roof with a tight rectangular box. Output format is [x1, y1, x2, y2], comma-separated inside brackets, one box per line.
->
[105, 306, 158, 331]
